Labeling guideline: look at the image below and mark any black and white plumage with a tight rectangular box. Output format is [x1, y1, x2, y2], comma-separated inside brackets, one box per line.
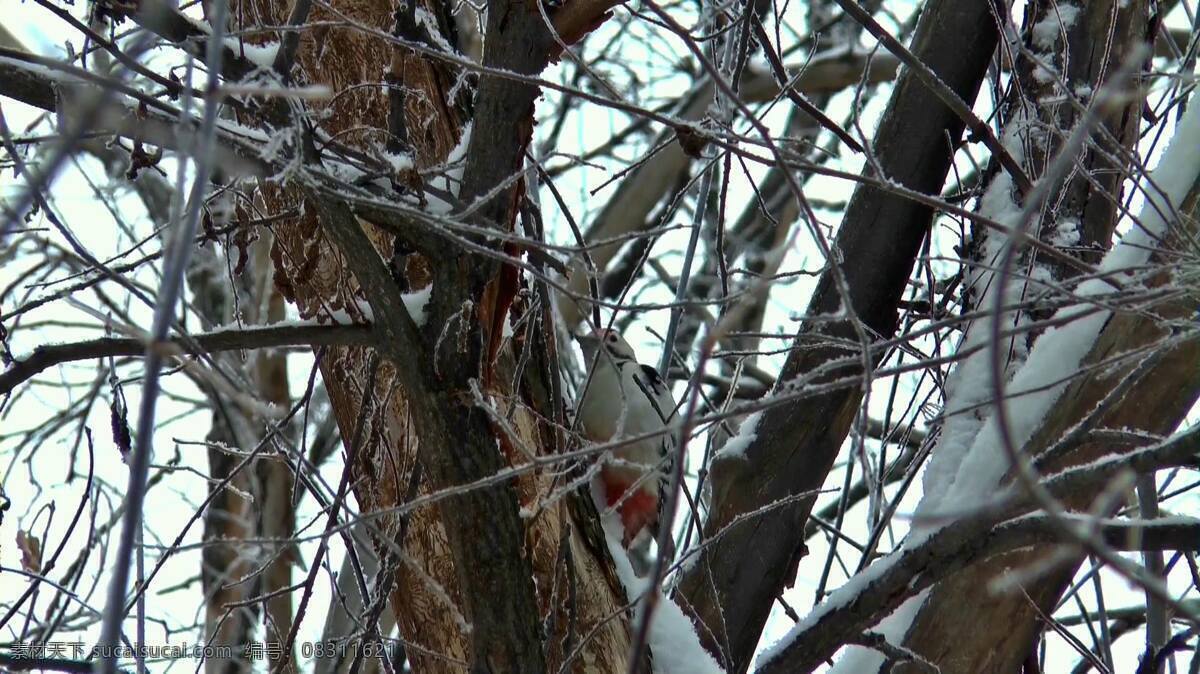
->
[576, 329, 678, 546]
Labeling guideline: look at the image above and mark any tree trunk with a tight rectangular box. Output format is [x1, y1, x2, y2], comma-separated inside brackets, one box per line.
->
[225, 0, 636, 670]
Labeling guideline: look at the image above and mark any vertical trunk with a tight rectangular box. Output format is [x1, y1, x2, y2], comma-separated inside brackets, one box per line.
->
[194, 260, 294, 671]
[226, 0, 637, 670]
[174, 177, 294, 673]
[249, 237, 296, 668]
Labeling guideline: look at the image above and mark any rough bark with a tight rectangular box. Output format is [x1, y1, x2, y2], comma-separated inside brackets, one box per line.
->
[0, 3, 635, 669]
[221, 0, 637, 670]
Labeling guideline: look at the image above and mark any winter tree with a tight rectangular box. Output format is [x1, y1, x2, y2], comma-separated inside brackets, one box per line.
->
[1, 0, 1199, 672]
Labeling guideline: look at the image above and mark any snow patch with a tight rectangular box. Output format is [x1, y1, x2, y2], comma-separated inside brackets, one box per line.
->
[215, 118, 272, 143]
[414, 8, 457, 54]
[384, 150, 415, 172]
[918, 79, 1200, 531]
[713, 410, 762, 460]
[826, 590, 929, 673]
[0, 56, 78, 86]
[222, 38, 281, 69]
[758, 553, 902, 665]
[1049, 218, 1080, 247]
[1033, 62, 1059, 86]
[1032, 4, 1080, 49]
[325, 158, 370, 185]
[443, 122, 473, 198]
[402, 286, 432, 327]
[918, 108, 1033, 517]
[597, 494, 724, 674]
[324, 304, 374, 325]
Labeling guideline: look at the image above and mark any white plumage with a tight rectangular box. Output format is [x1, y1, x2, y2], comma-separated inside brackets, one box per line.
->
[576, 329, 677, 546]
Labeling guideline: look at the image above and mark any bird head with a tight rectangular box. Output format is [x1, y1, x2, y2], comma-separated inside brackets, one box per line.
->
[577, 328, 637, 363]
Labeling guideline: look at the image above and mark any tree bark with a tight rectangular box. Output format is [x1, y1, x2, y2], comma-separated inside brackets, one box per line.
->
[223, 0, 637, 670]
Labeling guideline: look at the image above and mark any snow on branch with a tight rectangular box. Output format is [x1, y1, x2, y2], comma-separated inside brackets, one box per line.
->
[916, 76, 1200, 535]
[763, 73, 1200, 674]
[756, 507, 1200, 673]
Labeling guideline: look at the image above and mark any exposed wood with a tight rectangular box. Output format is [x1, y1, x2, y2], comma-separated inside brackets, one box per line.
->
[217, 0, 636, 669]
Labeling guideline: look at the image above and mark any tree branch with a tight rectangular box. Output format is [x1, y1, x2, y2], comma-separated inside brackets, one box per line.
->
[313, 197, 547, 672]
[0, 324, 372, 396]
[676, 3, 1006, 670]
[757, 512, 1200, 674]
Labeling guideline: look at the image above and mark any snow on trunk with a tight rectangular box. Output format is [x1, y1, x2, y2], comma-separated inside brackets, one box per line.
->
[596, 486, 725, 674]
[778, 88, 1200, 671]
[918, 107, 1035, 517]
[922, 92, 1200, 528]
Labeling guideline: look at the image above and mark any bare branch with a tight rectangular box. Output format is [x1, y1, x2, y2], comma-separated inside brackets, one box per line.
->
[0, 324, 372, 396]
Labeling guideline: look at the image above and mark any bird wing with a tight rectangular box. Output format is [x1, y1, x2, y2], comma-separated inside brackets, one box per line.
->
[634, 364, 678, 426]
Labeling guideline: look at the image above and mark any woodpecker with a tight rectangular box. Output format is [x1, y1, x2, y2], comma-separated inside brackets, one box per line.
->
[576, 329, 678, 547]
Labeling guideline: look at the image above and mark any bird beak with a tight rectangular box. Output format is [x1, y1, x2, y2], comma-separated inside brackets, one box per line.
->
[576, 331, 600, 352]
